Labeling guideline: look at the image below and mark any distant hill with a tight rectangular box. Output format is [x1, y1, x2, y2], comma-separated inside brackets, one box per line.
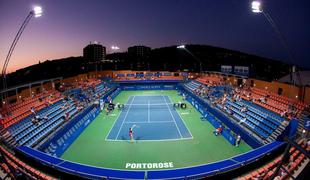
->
[1, 44, 294, 89]
[2, 56, 87, 89]
[107, 44, 292, 80]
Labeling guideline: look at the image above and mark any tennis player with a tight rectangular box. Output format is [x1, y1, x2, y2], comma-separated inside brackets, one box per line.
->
[129, 127, 133, 143]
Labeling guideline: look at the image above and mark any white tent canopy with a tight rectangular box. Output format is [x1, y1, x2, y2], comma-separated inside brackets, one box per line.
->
[278, 71, 310, 86]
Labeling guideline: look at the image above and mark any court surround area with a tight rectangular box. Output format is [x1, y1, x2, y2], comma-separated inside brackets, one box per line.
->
[61, 90, 251, 170]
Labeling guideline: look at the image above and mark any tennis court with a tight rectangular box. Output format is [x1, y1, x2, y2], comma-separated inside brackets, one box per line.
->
[106, 95, 192, 141]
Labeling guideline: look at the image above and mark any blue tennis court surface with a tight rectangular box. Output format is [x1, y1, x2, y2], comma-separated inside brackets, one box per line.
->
[106, 95, 193, 141]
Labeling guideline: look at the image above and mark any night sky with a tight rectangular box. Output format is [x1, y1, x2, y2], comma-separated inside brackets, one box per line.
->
[0, 0, 309, 72]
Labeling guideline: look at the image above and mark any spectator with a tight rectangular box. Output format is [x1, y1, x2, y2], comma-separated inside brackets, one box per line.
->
[65, 112, 70, 121]
[280, 110, 287, 117]
[30, 107, 36, 115]
[259, 97, 266, 103]
[31, 118, 38, 125]
[105, 107, 110, 115]
[241, 107, 247, 113]
[43, 115, 49, 121]
[239, 117, 246, 124]
[214, 125, 223, 136]
[235, 135, 241, 146]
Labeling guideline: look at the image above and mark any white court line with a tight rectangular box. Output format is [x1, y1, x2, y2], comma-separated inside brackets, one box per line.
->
[148, 100, 150, 123]
[105, 137, 193, 142]
[115, 96, 135, 139]
[105, 108, 123, 141]
[167, 96, 194, 139]
[124, 103, 173, 105]
[124, 121, 174, 124]
[162, 95, 183, 138]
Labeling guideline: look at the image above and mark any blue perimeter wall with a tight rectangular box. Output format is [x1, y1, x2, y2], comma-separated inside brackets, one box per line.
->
[116, 81, 178, 90]
[18, 141, 284, 179]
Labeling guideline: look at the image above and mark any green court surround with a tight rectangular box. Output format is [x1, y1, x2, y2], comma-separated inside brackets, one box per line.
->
[61, 90, 252, 170]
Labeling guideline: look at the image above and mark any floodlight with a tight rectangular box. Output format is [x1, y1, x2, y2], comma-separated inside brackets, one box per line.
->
[177, 45, 185, 49]
[251, 1, 262, 13]
[33, 6, 43, 17]
[111, 46, 120, 50]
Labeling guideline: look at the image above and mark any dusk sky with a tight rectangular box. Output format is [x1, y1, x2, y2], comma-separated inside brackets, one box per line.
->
[0, 0, 309, 72]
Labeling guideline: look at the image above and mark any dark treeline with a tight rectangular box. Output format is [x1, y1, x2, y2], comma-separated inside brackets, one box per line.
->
[1, 44, 294, 90]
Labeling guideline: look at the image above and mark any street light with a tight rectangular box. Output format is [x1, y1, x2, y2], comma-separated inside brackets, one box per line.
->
[1, 6, 43, 104]
[177, 45, 203, 74]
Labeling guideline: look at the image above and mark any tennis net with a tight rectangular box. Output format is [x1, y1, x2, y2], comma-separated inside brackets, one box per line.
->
[122, 103, 176, 110]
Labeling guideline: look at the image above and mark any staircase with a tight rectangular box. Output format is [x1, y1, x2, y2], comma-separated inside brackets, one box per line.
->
[0, 128, 18, 147]
[298, 111, 310, 133]
[264, 123, 287, 144]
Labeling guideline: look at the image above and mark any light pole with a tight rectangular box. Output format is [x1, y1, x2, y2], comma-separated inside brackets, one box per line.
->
[177, 45, 203, 74]
[1, 6, 43, 104]
[251, 1, 293, 60]
[251, 2, 303, 177]
[251, 1, 301, 86]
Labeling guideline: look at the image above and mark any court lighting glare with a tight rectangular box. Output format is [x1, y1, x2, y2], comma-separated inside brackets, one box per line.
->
[32, 6, 43, 17]
[111, 46, 120, 50]
[177, 45, 185, 49]
[251, 1, 262, 13]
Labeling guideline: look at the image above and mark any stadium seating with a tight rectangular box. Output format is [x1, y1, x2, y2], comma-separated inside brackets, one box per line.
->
[196, 75, 224, 86]
[238, 140, 309, 180]
[238, 87, 307, 119]
[0, 90, 63, 128]
[184, 80, 203, 91]
[8, 99, 77, 147]
[183, 79, 287, 144]
[221, 98, 286, 143]
[42, 106, 99, 156]
[0, 145, 55, 180]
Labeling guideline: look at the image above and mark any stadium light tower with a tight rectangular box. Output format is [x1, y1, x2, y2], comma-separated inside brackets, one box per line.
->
[250, 1, 300, 84]
[1, 6, 43, 104]
[177, 45, 203, 74]
[251, 2, 304, 178]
